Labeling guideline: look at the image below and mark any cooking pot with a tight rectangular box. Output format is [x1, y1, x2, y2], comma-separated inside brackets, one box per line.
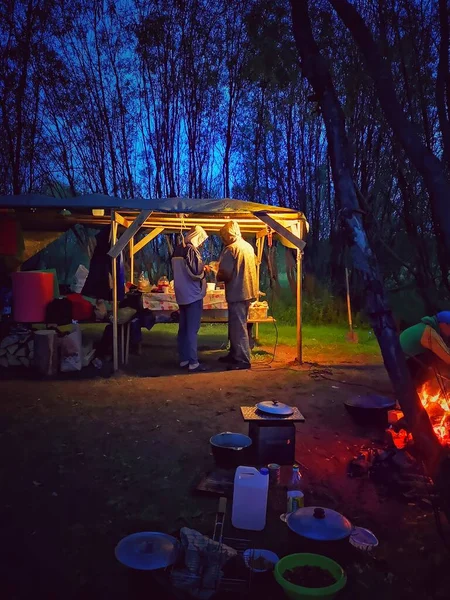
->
[284, 507, 379, 567]
[344, 394, 396, 426]
[210, 432, 252, 468]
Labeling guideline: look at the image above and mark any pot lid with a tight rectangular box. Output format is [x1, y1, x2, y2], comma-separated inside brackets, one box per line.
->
[256, 400, 294, 416]
[115, 532, 180, 570]
[286, 507, 352, 541]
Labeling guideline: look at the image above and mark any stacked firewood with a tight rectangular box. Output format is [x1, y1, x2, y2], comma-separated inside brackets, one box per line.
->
[0, 333, 34, 368]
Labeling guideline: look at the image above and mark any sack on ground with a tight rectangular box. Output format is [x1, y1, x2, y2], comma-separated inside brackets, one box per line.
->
[60, 323, 82, 372]
[34, 330, 59, 376]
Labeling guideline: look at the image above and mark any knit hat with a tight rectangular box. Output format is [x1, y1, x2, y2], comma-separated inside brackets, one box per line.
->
[436, 311, 450, 325]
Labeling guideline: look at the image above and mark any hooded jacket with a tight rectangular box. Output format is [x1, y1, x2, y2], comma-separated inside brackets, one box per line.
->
[217, 221, 257, 303]
[171, 226, 208, 306]
[399, 315, 450, 365]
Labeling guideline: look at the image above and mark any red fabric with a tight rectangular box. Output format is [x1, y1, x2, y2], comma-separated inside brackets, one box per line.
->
[66, 293, 94, 321]
[0, 216, 18, 255]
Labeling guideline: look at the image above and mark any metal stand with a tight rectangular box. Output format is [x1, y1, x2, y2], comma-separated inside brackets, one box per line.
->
[169, 498, 253, 597]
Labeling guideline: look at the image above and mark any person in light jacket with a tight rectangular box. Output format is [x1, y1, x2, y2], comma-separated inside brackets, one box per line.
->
[217, 220, 258, 370]
[172, 226, 209, 372]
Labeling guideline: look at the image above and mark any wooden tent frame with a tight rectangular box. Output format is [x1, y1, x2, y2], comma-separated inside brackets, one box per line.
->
[107, 208, 307, 372]
[0, 194, 308, 372]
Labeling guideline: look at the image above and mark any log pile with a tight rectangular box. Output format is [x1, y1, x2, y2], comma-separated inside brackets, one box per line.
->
[0, 333, 34, 368]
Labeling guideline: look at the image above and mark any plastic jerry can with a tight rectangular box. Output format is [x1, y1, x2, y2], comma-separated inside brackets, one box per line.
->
[231, 466, 269, 531]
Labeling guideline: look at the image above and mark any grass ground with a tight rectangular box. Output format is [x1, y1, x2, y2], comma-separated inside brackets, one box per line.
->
[2, 324, 448, 600]
[138, 322, 381, 360]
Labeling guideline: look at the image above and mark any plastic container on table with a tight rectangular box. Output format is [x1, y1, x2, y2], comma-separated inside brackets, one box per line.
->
[231, 466, 269, 531]
[274, 553, 347, 600]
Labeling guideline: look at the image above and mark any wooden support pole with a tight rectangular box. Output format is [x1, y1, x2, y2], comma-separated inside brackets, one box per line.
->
[130, 236, 134, 284]
[296, 248, 303, 364]
[111, 213, 119, 372]
[132, 226, 165, 255]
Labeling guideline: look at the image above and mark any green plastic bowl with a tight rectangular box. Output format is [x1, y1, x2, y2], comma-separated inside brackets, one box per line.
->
[274, 553, 347, 600]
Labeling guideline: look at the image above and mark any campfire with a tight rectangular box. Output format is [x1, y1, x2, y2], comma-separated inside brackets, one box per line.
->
[418, 384, 450, 446]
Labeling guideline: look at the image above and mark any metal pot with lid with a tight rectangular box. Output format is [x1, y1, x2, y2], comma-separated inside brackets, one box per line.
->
[286, 506, 353, 541]
[256, 400, 294, 416]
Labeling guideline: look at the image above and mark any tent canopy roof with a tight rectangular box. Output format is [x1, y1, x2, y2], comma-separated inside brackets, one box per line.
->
[0, 193, 303, 215]
[0, 193, 308, 237]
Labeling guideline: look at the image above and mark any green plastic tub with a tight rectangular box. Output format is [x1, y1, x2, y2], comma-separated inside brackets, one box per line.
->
[274, 553, 347, 600]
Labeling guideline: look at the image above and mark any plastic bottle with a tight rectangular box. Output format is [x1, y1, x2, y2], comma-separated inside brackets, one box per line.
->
[231, 466, 269, 531]
[1, 287, 12, 322]
[286, 464, 304, 513]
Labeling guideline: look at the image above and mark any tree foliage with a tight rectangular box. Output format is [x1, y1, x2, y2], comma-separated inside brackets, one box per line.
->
[0, 0, 449, 314]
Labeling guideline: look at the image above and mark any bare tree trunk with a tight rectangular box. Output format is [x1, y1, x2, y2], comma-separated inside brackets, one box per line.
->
[290, 0, 442, 472]
[436, 0, 450, 170]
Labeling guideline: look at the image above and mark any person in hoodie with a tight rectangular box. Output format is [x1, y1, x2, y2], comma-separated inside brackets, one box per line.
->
[172, 226, 209, 372]
[217, 220, 258, 370]
[400, 311, 450, 385]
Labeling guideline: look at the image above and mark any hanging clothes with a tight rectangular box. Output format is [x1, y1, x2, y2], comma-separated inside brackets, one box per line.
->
[82, 226, 125, 301]
[0, 213, 25, 277]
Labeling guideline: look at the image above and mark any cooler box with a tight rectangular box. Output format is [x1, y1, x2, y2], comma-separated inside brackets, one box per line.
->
[248, 421, 295, 465]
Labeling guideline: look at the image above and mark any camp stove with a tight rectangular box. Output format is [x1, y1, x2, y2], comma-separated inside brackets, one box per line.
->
[240, 402, 305, 465]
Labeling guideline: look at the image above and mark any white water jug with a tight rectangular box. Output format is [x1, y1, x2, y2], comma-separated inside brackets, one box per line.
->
[231, 466, 269, 531]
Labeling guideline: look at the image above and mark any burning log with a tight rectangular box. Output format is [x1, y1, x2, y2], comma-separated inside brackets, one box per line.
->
[385, 427, 413, 450]
[388, 409, 404, 424]
[418, 384, 450, 446]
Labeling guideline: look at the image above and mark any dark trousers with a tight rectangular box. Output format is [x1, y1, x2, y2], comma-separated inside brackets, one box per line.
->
[228, 300, 251, 365]
[178, 299, 203, 365]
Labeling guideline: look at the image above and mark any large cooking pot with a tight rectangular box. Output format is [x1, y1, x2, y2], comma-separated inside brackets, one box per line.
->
[210, 432, 252, 468]
[344, 394, 396, 427]
[284, 507, 378, 564]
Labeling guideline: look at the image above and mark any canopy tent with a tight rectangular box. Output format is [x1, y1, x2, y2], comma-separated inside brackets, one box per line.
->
[0, 194, 309, 370]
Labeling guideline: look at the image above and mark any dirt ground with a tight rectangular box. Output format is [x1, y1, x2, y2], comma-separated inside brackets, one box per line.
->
[1, 333, 450, 599]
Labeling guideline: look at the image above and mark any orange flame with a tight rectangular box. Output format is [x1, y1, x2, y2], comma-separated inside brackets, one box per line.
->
[418, 384, 450, 445]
